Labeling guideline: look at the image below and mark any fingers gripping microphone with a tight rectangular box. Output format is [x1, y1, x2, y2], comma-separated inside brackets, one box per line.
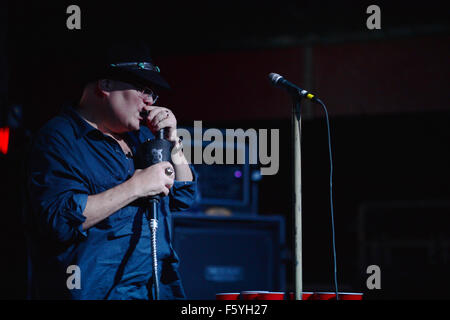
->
[269, 73, 319, 102]
[137, 110, 173, 173]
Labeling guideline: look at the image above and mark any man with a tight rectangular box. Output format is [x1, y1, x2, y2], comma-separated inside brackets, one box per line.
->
[26, 41, 197, 299]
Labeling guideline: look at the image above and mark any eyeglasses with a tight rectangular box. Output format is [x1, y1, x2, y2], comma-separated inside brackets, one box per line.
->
[133, 84, 159, 104]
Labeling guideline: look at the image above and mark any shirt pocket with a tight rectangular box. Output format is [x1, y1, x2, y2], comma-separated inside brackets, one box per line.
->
[106, 205, 142, 239]
[86, 154, 130, 195]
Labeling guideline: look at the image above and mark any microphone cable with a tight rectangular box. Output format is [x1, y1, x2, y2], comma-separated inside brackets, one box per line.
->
[315, 98, 339, 300]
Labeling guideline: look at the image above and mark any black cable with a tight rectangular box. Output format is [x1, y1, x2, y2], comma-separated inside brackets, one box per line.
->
[316, 98, 339, 300]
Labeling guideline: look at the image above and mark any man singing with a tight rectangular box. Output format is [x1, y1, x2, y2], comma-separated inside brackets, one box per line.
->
[26, 40, 197, 299]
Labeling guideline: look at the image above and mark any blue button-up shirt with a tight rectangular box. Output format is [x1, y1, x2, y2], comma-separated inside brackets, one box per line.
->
[27, 106, 197, 299]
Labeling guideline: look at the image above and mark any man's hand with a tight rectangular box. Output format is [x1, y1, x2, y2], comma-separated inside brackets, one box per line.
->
[142, 106, 193, 182]
[130, 161, 175, 197]
[81, 162, 174, 231]
[143, 106, 178, 142]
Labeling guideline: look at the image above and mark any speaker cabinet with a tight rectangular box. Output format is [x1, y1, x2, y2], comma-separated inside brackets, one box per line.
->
[171, 213, 286, 299]
[357, 201, 450, 299]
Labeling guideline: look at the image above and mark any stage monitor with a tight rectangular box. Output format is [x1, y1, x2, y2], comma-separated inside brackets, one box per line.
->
[171, 213, 286, 299]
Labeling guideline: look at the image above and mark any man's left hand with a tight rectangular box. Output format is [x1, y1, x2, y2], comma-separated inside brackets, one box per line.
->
[143, 106, 178, 142]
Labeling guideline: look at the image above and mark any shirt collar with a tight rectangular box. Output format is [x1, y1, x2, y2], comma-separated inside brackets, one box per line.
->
[60, 105, 99, 139]
[61, 105, 147, 144]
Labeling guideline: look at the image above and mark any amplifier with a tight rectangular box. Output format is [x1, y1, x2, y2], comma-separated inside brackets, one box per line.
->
[171, 213, 286, 299]
[178, 126, 260, 215]
[357, 201, 450, 299]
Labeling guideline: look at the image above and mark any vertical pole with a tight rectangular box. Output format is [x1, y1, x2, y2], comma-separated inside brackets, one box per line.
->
[303, 44, 314, 120]
[292, 99, 302, 300]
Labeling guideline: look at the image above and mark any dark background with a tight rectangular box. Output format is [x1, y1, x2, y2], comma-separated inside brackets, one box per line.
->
[1, 1, 449, 299]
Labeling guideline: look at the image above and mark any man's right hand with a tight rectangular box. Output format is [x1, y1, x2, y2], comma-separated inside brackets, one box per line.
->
[81, 162, 175, 230]
[130, 161, 175, 198]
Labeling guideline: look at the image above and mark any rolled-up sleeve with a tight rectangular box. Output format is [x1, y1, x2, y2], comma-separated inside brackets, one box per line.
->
[169, 164, 198, 212]
[28, 132, 89, 244]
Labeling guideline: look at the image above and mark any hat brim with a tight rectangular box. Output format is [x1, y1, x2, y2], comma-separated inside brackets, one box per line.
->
[120, 68, 171, 90]
[104, 66, 171, 91]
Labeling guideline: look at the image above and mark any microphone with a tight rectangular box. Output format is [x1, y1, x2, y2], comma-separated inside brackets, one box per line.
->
[137, 109, 172, 301]
[137, 112, 172, 169]
[268, 73, 319, 102]
[136, 110, 173, 199]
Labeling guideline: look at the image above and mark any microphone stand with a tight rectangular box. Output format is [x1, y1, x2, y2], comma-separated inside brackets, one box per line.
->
[292, 96, 303, 300]
[270, 74, 335, 299]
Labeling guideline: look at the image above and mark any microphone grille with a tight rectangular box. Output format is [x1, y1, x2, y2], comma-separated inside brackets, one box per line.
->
[268, 72, 282, 85]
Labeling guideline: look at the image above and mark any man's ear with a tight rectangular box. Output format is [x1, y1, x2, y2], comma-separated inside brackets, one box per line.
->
[96, 79, 112, 97]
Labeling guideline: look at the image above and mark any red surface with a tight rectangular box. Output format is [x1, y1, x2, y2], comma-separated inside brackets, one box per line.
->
[156, 47, 303, 123]
[216, 293, 240, 300]
[257, 292, 285, 300]
[26, 35, 449, 131]
[153, 35, 449, 123]
[313, 36, 450, 117]
[0, 127, 10, 155]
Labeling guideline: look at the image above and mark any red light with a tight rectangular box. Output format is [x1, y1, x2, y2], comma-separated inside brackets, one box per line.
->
[0, 127, 10, 154]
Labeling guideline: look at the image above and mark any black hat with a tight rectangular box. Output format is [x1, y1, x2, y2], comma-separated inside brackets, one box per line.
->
[82, 40, 170, 90]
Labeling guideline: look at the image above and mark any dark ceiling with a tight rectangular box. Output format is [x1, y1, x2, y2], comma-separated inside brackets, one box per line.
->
[7, 0, 450, 57]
